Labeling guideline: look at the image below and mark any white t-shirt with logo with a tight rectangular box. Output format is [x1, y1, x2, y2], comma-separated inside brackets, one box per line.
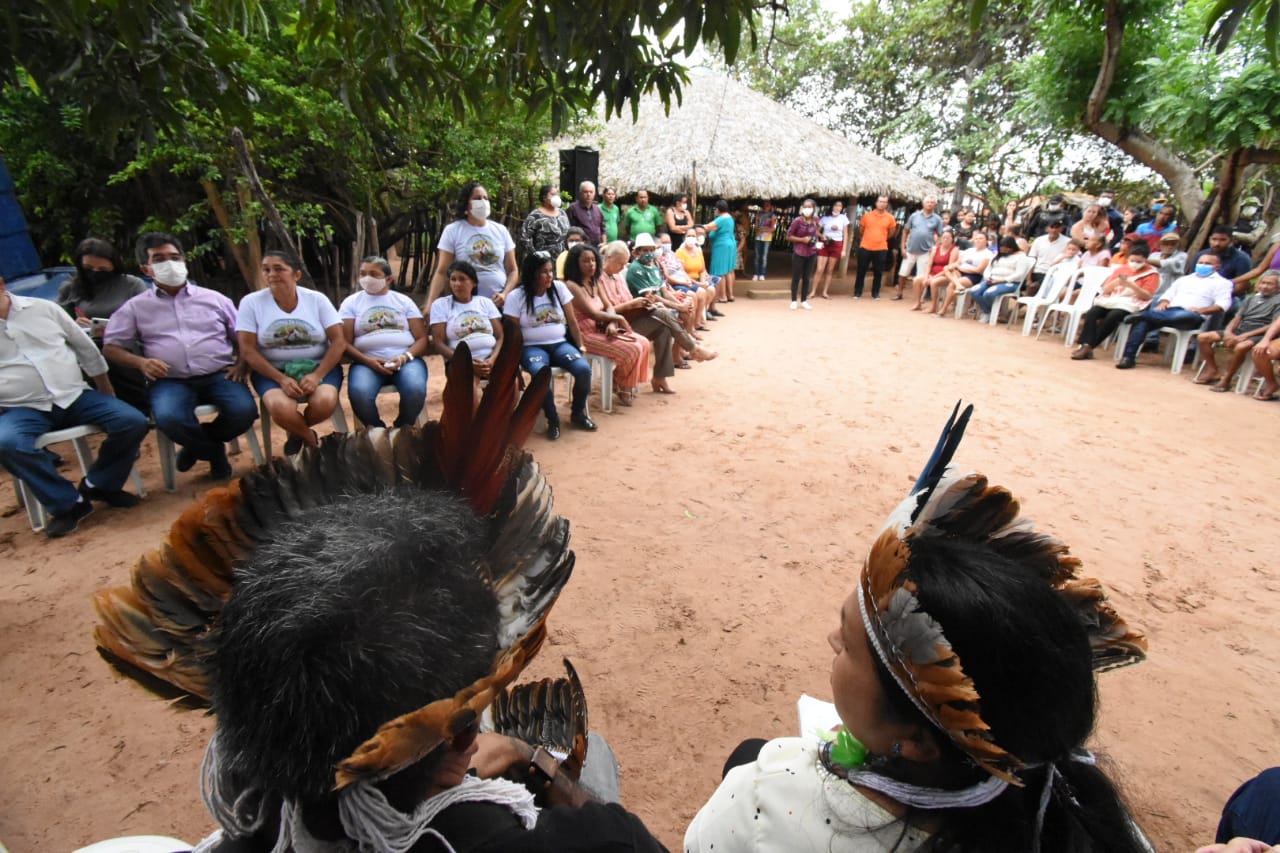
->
[429, 295, 502, 361]
[236, 287, 340, 368]
[502, 281, 572, 347]
[820, 213, 850, 242]
[338, 290, 422, 360]
[438, 220, 516, 299]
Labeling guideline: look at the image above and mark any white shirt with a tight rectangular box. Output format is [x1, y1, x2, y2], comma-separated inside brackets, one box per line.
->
[0, 294, 108, 410]
[1029, 233, 1070, 272]
[428, 295, 502, 361]
[958, 246, 993, 274]
[1160, 272, 1233, 312]
[502, 281, 573, 347]
[338, 290, 422, 360]
[438, 220, 515, 300]
[820, 213, 850, 242]
[236, 288, 340, 368]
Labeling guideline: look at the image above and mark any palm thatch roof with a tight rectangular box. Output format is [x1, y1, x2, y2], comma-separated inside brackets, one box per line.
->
[555, 68, 941, 203]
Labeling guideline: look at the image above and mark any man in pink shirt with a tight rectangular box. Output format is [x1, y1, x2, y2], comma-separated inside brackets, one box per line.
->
[104, 232, 256, 480]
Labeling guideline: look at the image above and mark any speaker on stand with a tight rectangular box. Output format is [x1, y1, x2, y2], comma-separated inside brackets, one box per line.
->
[559, 147, 599, 194]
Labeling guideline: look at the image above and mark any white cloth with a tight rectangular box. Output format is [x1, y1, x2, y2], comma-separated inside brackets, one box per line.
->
[820, 213, 850, 242]
[958, 247, 993, 275]
[0, 294, 106, 410]
[236, 288, 340, 368]
[428, 295, 501, 361]
[1029, 234, 1070, 273]
[684, 738, 931, 853]
[338, 290, 422, 360]
[1161, 272, 1233, 312]
[986, 252, 1034, 284]
[502, 281, 573, 347]
[438, 220, 515, 300]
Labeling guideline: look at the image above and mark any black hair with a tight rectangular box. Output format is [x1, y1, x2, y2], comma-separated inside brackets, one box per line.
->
[1126, 241, 1151, 258]
[262, 249, 302, 271]
[538, 183, 555, 204]
[360, 255, 392, 276]
[134, 231, 185, 265]
[865, 536, 1147, 853]
[562, 242, 602, 288]
[454, 181, 484, 220]
[714, 199, 729, 214]
[564, 226, 587, 243]
[1211, 224, 1234, 238]
[517, 252, 558, 319]
[998, 236, 1021, 253]
[211, 488, 500, 804]
[1199, 251, 1221, 264]
[75, 237, 125, 274]
[446, 259, 480, 297]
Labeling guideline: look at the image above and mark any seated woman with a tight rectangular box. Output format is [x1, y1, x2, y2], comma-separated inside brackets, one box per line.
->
[338, 256, 430, 429]
[680, 227, 722, 320]
[56, 237, 150, 412]
[1071, 241, 1160, 360]
[429, 260, 504, 395]
[686, 405, 1149, 853]
[661, 232, 714, 327]
[562, 243, 652, 406]
[938, 231, 992, 317]
[236, 250, 346, 455]
[1080, 234, 1112, 268]
[968, 236, 1033, 322]
[503, 252, 595, 438]
[911, 230, 957, 313]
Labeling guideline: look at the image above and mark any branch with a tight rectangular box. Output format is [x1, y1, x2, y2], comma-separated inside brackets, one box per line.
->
[230, 127, 310, 281]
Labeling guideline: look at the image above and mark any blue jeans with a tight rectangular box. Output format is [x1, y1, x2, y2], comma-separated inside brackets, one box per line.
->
[150, 373, 257, 462]
[754, 239, 771, 277]
[521, 341, 591, 421]
[0, 390, 148, 515]
[970, 281, 1019, 314]
[1122, 307, 1203, 359]
[347, 359, 428, 428]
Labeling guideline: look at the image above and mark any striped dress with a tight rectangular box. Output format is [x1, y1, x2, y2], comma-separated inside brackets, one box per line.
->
[575, 285, 651, 389]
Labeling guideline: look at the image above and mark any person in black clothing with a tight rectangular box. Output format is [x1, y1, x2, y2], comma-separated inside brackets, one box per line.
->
[1024, 193, 1072, 240]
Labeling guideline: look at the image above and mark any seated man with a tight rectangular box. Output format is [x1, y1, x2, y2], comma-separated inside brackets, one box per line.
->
[1117, 251, 1233, 369]
[104, 232, 256, 480]
[1195, 225, 1253, 293]
[0, 275, 148, 537]
[1027, 220, 1071, 294]
[626, 233, 702, 349]
[1071, 241, 1160, 359]
[1195, 269, 1280, 391]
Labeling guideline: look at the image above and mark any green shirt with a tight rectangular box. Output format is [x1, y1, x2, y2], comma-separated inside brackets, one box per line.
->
[600, 203, 621, 242]
[625, 260, 663, 295]
[623, 205, 662, 238]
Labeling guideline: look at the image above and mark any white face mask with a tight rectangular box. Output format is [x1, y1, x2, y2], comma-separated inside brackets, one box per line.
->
[150, 260, 188, 287]
[359, 275, 388, 294]
[1243, 206, 1259, 217]
[549, 195, 562, 209]
[801, 207, 814, 217]
[469, 198, 490, 220]
[1098, 197, 1112, 208]
[678, 203, 687, 211]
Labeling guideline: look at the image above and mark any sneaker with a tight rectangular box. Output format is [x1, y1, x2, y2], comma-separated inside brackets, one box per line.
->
[78, 478, 141, 508]
[874, 296, 882, 301]
[853, 294, 862, 299]
[46, 499, 93, 538]
[801, 301, 813, 310]
[978, 313, 990, 323]
[790, 301, 798, 310]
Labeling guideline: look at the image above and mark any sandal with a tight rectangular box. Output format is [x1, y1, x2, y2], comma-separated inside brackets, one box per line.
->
[674, 361, 692, 369]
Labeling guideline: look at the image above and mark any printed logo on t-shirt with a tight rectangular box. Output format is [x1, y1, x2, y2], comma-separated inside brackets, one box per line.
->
[262, 318, 320, 348]
[453, 309, 492, 339]
[533, 302, 564, 326]
[465, 234, 501, 269]
[358, 306, 407, 336]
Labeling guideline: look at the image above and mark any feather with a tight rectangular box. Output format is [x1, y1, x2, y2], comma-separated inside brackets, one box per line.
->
[908, 401, 974, 519]
[489, 658, 589, 779]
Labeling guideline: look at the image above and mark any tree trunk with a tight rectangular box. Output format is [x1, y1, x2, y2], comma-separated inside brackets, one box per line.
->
[201, 179, 252, 286]
[230, 127, 311, 282]
[235, 181, 263, 290]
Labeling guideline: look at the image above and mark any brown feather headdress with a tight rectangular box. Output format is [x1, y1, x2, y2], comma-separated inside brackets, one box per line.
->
[859, 403, 1147, 785]
[93, 321, 576, 791]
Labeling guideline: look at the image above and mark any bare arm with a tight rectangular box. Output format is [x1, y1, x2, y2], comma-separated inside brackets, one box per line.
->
[427, 249, 456, 306]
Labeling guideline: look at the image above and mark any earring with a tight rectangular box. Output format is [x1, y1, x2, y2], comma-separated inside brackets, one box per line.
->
[891, 742, 903, 758]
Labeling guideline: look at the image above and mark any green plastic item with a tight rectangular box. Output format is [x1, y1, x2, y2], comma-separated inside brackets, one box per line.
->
[282, 359, 319, 381]
[815, 728, 868, 769]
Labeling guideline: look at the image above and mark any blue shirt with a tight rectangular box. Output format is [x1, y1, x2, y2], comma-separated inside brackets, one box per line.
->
[1195, 246, 1251, 281]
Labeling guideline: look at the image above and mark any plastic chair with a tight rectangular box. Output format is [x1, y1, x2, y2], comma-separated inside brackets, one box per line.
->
[1038, 267, 1109, 345]
[259, 397, 349, 453]
[1112, 315, 1210, 373]
[987, 275, 1030, 327]
[1017, 267, 1077, 335]
[1192, 343, 1259, 392]
[13, 425, 148, 531]
[155, 404, 266, 492]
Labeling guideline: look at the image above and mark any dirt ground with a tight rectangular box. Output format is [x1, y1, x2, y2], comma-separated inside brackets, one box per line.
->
[2, 287, 1278, 852]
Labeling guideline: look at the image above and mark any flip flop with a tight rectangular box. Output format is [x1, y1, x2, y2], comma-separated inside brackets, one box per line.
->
[1209, 384, 1230, 393]
[1253, 391, 1278, 401]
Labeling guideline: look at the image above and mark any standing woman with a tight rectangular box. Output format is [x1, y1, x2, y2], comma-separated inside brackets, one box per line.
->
[429, 181, 518, 307]
[236, 251, 346, 455]
[502, 253, 595, 439]
[787, 200, 821, 310]
[814, 200, 851, 299]
[338, 256, 430, 429]
[666, 193, 695, 247]
[562, 243, 652, 406]
[520, 184, 570, 258]
[56, 237, 150, 411]
[703, 199, 738, 307]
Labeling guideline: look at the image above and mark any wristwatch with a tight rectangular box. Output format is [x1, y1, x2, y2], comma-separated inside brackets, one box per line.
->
[526, 746, 559, 802]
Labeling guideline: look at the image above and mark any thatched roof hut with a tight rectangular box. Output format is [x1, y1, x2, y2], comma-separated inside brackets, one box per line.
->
[556, 68, 941, 203]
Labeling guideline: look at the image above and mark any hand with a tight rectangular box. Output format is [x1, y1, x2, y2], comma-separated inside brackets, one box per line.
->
[224, 361, 249, 383]
[492, 292, 506, 309]
[1195, 839, 1278, 853]
[138, 358, 171, 380]
[470, 733, 530, 780]
[428, 738, 480, 796]
[605, 322, 620, 339]
[1006, 201, 1018, 213]
[473, 358, 493, 379]
[280, 376, 305, 399]
[76, 316, 93, 329]
[1223, 333, 1238, 347]
[369, 357, 395, 376]
[298, 372, 319, 394]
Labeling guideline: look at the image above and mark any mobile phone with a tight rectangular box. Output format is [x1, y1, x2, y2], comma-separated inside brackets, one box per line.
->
[91, 317, 110, 328]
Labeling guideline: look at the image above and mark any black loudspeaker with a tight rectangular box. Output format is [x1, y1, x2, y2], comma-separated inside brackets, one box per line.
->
[559, 147, 599, 193]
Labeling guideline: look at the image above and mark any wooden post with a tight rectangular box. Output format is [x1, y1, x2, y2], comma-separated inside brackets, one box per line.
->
[691, 160, 698, 213]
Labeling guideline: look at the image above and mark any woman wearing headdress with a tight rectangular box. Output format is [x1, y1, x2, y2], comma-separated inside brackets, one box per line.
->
[686, 404, 1150, 853]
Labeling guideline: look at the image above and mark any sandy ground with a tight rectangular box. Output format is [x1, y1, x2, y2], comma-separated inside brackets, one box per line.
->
[2, 284, 1279, 852]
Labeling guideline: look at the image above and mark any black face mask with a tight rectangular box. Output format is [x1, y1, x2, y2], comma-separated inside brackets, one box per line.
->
[82, 269, 115, 287]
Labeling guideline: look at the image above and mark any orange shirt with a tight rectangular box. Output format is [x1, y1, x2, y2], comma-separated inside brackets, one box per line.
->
[859, 210, 897, 251]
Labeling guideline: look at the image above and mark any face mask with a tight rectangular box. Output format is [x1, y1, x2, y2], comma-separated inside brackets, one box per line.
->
[1243, 206, 1258, 217]
[549, 196, 562, 209]
[1047, 204, 1061, 212]
[637, 251, 655, 264]
[696, 236, 706, 246]
[1151, 203, 1164, 213]
[1098, 198, 1112, 207]
[1195, 263, 1214, 277]
[1129, 257, 1145, 268]
[683, 238, 697, 250]
[150, 260, 187, 287]
[801, 207, 814, 217]
[359, 275, 388, 294]
[678, 203, 687, 211]
[83, 269, 114, 287]
[469, 198, 490, 220]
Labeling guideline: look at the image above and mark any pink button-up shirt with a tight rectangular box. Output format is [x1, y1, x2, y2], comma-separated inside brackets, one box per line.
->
[103, 283, 238, 378]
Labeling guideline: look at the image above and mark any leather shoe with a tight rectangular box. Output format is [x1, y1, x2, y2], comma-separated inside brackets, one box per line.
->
[1116, 357, 1137, 370]
[78, 478, 141, 508]
[545, 417, 561, 441]
[45, 499, 93, 538]
[176, 446, 198, 472]
[570, 411, 598, 431]
[210, 457, 234, 481]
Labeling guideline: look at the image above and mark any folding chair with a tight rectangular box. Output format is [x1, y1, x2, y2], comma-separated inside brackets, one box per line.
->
[155, 404, 266, 492]
[13, 425, 147, 531]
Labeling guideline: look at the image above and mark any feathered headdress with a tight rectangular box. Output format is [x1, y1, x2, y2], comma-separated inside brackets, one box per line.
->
[92, 323, 575, 791]
[859, 403, 1147, 785]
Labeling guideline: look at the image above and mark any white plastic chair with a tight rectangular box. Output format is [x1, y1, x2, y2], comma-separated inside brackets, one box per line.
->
[13, 425, 148, 531]
[987, 274, 1031, 327]
[155, 404, 266, 492]
[1017, 267, 1077, 335]
[1038, 267, 1109, 345]
[259, 397, 349, 453]
[1192, 343, 1259, 392]
[1112, 314, 1210, 373]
